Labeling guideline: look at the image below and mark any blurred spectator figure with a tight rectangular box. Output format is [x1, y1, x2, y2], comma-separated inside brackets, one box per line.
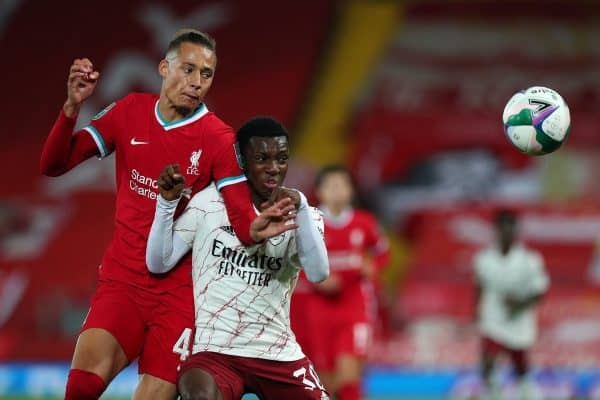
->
[474, 209, 549, 399]
[291, 165, 390, 400]
[589, 238, 600, 285]
[0, 202, 29, 332]
[0, 201, 27, 248]
[0, 268, 28, 329]
[0, 264, 28, 361]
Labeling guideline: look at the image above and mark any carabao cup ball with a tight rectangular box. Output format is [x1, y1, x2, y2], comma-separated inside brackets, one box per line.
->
[502, 86, 571, 156]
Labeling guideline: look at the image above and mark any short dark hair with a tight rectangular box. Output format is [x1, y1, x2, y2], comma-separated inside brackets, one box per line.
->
[236, 117, 289, 156]
[495, 208, 518, 226]
[166, 29, 216, 58]
[315, 164, 353, 188]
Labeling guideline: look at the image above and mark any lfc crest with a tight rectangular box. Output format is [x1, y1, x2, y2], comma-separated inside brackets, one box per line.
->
[187, 149, 202, 175]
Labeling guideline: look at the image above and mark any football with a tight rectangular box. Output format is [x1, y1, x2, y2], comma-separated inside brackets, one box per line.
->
[502, 86, 571, 155]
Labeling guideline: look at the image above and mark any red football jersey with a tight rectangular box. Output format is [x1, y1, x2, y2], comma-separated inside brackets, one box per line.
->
[83, 93, 247, 292]
[296, 208, 390, 320]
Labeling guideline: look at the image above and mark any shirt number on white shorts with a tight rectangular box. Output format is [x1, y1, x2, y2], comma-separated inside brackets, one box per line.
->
[172, 328, 193, 361]
[293, 364, 326, 392]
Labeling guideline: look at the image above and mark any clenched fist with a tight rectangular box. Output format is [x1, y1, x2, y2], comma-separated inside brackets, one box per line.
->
[158, 164, 186, 201]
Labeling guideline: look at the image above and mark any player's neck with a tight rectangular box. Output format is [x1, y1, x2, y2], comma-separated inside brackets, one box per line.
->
[251, 192, 265, 209]
[321, 206, 353, 228]
[158, 98, 196, 122]
[325, 205, 347, 217]
[499, 242, 513, 255]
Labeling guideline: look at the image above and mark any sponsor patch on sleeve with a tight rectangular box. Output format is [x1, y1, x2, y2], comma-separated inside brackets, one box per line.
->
[92, 102, 116, 120]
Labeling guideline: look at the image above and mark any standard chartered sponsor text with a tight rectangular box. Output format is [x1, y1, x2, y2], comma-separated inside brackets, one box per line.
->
[130, 169, 158, 200]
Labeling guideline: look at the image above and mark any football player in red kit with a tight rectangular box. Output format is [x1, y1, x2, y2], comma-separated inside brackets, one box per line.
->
[40, 30, 288, 399]
[291, 165, 390, 400]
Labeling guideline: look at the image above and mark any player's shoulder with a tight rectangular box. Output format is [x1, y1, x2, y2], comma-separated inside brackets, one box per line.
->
[352, 209, 378, 227]
[119, 92, 157, 107]
[188, 183, 223, 210]
[202, 111, 235, 136]
[473, 246, 494, 265]
[99, 93, 156, 117]
[520, 245, 544, 266]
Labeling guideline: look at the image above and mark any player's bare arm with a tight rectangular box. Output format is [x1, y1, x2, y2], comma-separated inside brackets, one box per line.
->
[64, 58, 100, 118]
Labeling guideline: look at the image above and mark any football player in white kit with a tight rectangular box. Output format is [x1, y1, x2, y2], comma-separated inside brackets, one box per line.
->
[474, 209, 549, 398]
[146, 117, 330, 400]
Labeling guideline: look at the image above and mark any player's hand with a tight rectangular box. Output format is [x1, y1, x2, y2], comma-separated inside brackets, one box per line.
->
[250, 198, 298, 242]
[260, 186, 300, 211]
[157, 164, 186, 201]
[64, 58, 100, 118]
[315, 273, 342, 296]
[504, 296, 523, 318]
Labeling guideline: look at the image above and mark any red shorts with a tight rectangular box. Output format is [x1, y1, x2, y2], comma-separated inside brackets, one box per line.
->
[313, 319, 371, 371]
[178, 352, 329, 400]
[481, 336, 528, 374]
[291, 294, 371, 372]
[290, 292, 320, 362]
[81, 279, 194, 383]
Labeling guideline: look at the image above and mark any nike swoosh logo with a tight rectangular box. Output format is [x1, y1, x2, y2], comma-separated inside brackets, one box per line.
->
[130, 138, 149, 145]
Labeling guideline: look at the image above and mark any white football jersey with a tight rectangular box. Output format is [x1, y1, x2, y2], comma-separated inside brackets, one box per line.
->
[474, 244, 549, 349]
[174, 184, 323, 361]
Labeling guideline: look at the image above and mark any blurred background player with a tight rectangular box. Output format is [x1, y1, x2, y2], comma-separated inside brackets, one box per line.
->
[39, 30, 269, 399]
[292, 165, 390, 400]
[474, 209, 550, 398]
[146, 117, 330, 400]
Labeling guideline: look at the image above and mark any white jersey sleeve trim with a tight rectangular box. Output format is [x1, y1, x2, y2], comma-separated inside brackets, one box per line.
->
[216, 174, 247, 190]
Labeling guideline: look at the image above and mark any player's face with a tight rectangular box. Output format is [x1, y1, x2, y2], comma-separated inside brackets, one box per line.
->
[159, 42, 216, 115]
[317, 172, 353, 211]
[244, 136, 289, 201]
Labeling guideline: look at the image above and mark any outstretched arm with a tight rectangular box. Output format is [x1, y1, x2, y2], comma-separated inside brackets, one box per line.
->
[146, 165, 192, 273]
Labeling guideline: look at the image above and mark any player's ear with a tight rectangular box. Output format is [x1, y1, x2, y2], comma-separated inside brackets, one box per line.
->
[158, 59, 169, 79]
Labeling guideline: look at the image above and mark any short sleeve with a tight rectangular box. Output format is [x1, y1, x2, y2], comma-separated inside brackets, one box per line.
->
[364, 214, 387, 251]
[173, 192, 206, 247]
[529, 252, 550, 294]
[83, 95, 130, 159]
